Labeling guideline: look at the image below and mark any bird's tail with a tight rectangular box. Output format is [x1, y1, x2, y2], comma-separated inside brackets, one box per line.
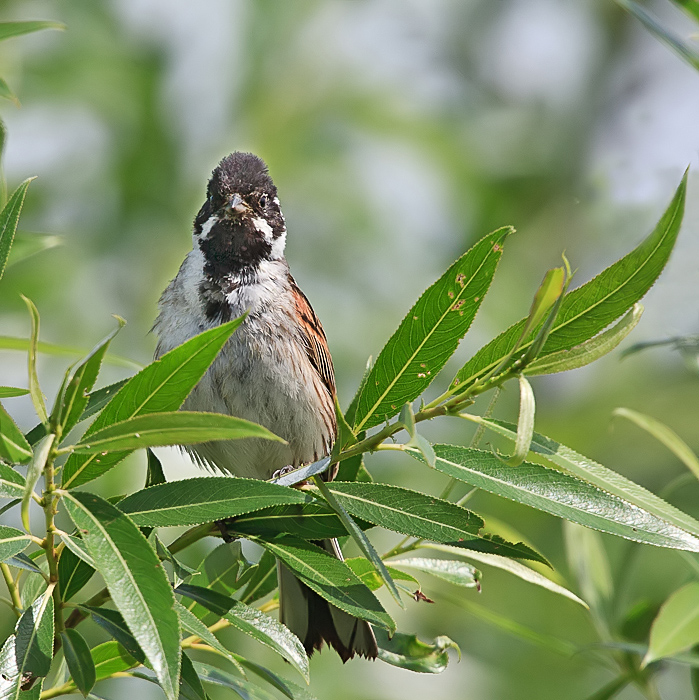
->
[277, 539, 378, 662]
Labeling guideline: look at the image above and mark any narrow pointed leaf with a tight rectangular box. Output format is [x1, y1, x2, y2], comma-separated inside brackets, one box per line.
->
[388, 557, 480, 588]
[425, 543, 588, 608]
[0, 77, 19, 107]
[452, 173, 687, 391]
[60, 534, 95, 569]
[194, 662, 278, 700]
[21, 297, 47, 425]
[525, 304, 643, 375]
[64, 492, 180, 700]
[21, 434, 53, 532]
[0, 525, 31, 562]
[62, 317, 245, 488]
[644, 582, 699, 665]
[145, 448, 165, 487]
[79, 606, 145, 663]
[0, 179, 34, 282]
[497, 375, 535, 467]
[255, 534, 394, 631]
[0, 462, 25, 498]
[375, 630, 459, 673]
[0, 387, 28, 398]
[58, 546, 95, 602]
[0, 21, 65, 42]
[410, 445, 699, 551]
[326, 482, 547, 564]
[118, 476, 312, 527]
[16, 590, 54, 679]
[353, 227, 512, 430]
[5, 552, 43, 574]
[6, 232, 61, 268]
[51, 322, 124, 439]
[614, 407, 699, 480]
[0, 402, 32, 464]
[61, 629, 96, 697]
[344, 557, 419, 592]
[90, 641, 140, 682]
[176, 583, 309, 681]
[472, 416, 699, 540]
[180, 652, 206, 700]
[80, 380, 130, 421]
[70, 411, 282, 454]
[233, 656, 318, 700]
[240, 550, 277, 604]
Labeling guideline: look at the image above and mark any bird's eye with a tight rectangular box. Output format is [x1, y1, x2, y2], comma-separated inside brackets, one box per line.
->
[259, 194, 268, 208]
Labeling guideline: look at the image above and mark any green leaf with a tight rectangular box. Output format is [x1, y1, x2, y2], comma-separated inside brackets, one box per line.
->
[613, 407, 699, 481]
[618, 0, 699, 70]
[69, 410, 283, 454]
[0, 462, 25, 499]
[5, 552, 43, 574]
[389, 557, 480, 588]
[20, 296, 47, 425]
[79, 606, 145, 663]
[145, 448, 166, 487]
[584, 676, 632, 700]
[0, 21, 65, 42]
[0, 401, 32, 464]
[176, 583, 309, 681]
[312, 475, 404, 608]
[62, 317, 245, 488]
[452, 173, 687, 391]
[60, 533, 95, 569]
[353, 227, 512, 430]
[519, 266, 566, 346]
[0, 593, 53, 699]
[255, 534, 394, 632]
[0, 179, 34, 282]
[118, 476, 312, 527]
[80, 379, 130, 421]
[51, 321, 124, 440]
[240, 550, 277, 604]
[472, 417, 699, 540]
[21, 434, 53, 532]
[175, 601, 245, 675]
[6, 232, 61, 268]
[0, 77, 19, 107]
[90, 641, 140, 682]
[496, 374, 535, 467]
[180, 652, 207, 700]
[0, 387, 29, 398]
[63, 492, 180, 700]
[195, 541, 249, 596]
[58, 546, 95, 602]
[345, 557, 419, 592]
[232, 656, 318, 700]
[325, 482, 546, 563]
[61, 629, 96, 697]
[194, 662, 278, 700]
[425, 543, 588, 608]
[564, 522, 612, 614]
[524, 304, 643, 376]
[375, 629, 459, 673]
[411, 445, 699, 551]
[645, 582, 699, 666]
[0, 525, 31, 563]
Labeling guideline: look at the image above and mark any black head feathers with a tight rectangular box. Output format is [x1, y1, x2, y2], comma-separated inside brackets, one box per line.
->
[208, 152, 276, 203]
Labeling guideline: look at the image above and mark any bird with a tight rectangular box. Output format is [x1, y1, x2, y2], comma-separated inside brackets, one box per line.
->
[152, 151, 378, 661]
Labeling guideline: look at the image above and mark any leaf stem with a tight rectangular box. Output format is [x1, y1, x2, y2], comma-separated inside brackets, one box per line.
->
[41, 440, 64, 635]
[0, 561, 22, 615]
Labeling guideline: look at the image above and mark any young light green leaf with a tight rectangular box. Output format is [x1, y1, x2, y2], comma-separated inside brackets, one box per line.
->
[452, 173, 687, 392]
[69, 410, 283, 454]
[176, 583, 309, 681]
[255, 534, 395, 631]
[518, 266, 566, 351]
[118, 476, 312, 527]
[0, 387, 29, 398]
[90, 641, 140, 682]
[0, 178, 34, 282]
[410, 444, 699, 551]
[79, 606, 145, 663]
[51, 320, 124, 440]
[6, 232, 61, 269]
[62, 317, 245, 488]
[61, 629, 96, 697]
[20, 296, 47, 425]
[0, 525, 31, 562]
[0, 77, 19, 107]
[312, 475, 404, 608]
[194, 662, 278, 700]
[0, 21, 66, 42]
[344, 557, 419, 592]
[614, 407, 699, 481]
[374, 629, 459, 673]
[0, 462, 25, 499]
[388, 557, 480, 588]
[524, 304, 643, 375]
[63, 492, 180, 700]
[0, 401, 32, 464]
[564, 522, 612, 614]
[471, 416, 699, 540]
[617, 0, 699, 70]
[644, 582, 699, 666]
[424, 543, 588, 608]
[353, 227, 512, 431]
[58, 546, 95, 602]
[21, 434, 53, 532]
[496, 374, 535, 467]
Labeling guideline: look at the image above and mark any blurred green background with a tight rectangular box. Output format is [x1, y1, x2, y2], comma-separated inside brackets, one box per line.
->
[1, 0, 699, 698]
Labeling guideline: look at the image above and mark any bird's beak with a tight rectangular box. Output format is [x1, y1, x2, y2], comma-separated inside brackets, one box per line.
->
[224, 193, 248, 217]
